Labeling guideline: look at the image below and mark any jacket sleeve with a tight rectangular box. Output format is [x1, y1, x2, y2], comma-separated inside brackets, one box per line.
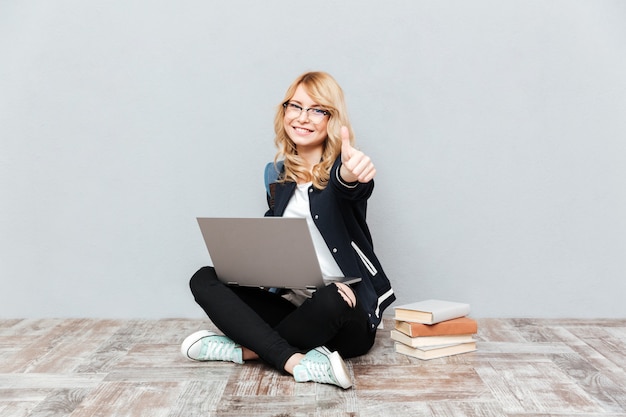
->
[329, 156, 374, 201]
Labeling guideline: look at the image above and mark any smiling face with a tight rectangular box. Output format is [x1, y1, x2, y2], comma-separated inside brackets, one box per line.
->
[283, 84, 329, 159]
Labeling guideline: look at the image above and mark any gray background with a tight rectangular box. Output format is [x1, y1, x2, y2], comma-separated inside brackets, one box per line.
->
[1, 1, 625, 319]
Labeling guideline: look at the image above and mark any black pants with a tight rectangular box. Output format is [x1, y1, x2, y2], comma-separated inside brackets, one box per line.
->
[189, 266, 375, 371]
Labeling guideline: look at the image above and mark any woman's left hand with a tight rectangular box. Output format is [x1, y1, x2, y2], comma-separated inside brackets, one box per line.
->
[340, 126, 376, 183]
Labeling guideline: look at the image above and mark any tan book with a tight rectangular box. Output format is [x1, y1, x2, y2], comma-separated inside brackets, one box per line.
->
[395, 341, 477, 360]
[394, 299, 470, 324]
[390, 329, 475, 348]
[395, 317, 478, 337]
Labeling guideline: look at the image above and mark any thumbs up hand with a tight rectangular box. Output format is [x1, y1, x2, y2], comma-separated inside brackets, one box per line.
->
[340, 126, 376, 183]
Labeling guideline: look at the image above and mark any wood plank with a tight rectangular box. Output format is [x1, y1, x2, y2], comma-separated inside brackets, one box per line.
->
[68, 381, 181, 417]
[475, 360, 605, 414]
[165, 380, 227, 417]
[0, 373, 105, 390]
[28, 388, 91, 417]
[428, 400, 510, 417]
[0, 402, 38, 417]
[353, 363, 492, 402]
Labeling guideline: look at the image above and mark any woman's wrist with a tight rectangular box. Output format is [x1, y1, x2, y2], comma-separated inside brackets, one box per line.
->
[336, 165, 359, 188]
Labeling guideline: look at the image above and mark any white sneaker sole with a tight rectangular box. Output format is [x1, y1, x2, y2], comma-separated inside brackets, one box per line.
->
[318, 347, 352, 389]
[181, 330, 216, 360]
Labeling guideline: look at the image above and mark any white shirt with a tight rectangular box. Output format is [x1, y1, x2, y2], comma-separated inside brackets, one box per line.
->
[282, 182, 344, 304]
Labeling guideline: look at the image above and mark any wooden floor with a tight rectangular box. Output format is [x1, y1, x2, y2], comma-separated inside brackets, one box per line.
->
[1, 318, 626, 417]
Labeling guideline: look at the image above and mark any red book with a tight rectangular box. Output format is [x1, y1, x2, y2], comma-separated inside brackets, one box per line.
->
[394, 317, 478, 337]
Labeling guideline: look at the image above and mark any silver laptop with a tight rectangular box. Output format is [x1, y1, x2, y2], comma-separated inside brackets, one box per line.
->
[197, 217, 361, 289]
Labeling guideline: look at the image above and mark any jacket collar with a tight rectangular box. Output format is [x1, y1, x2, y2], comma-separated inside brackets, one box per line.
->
[272, 181, 297, 216]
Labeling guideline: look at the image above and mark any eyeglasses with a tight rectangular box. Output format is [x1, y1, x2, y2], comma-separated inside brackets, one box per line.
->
[283, 101, 330, 124]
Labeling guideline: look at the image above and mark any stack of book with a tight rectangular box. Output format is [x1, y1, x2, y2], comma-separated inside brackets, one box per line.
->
[392, 299, 478, 360]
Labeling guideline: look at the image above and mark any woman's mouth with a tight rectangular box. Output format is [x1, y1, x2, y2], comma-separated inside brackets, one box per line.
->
[293, 126, 314, 134]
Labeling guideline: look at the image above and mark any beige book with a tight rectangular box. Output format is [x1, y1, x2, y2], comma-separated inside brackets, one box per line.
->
[395, 341, 477, 360]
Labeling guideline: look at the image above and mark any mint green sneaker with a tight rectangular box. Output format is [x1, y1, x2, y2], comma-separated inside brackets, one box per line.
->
[181, 330, 244, 364]
[293, 346, 352, 389]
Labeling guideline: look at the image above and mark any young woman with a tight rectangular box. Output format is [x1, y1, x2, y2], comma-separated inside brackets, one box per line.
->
[182, 71, 395, 389]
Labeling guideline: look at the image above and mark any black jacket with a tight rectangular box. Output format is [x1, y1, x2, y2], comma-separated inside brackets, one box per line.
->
[264, 157, 395, 331]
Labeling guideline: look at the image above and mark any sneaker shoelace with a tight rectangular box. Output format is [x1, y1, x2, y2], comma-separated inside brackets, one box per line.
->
[300, 350, 337, 385]
[199, 336, 237, 362]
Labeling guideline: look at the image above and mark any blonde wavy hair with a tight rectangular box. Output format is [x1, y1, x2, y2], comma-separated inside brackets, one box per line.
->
[273, 71, 353, 189]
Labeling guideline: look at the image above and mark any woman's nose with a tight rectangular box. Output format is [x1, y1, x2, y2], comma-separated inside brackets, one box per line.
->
[297, 109, 310, 122]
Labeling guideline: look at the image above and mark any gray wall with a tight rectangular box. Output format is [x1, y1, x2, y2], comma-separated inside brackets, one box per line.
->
[1, 1, 625, 319]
